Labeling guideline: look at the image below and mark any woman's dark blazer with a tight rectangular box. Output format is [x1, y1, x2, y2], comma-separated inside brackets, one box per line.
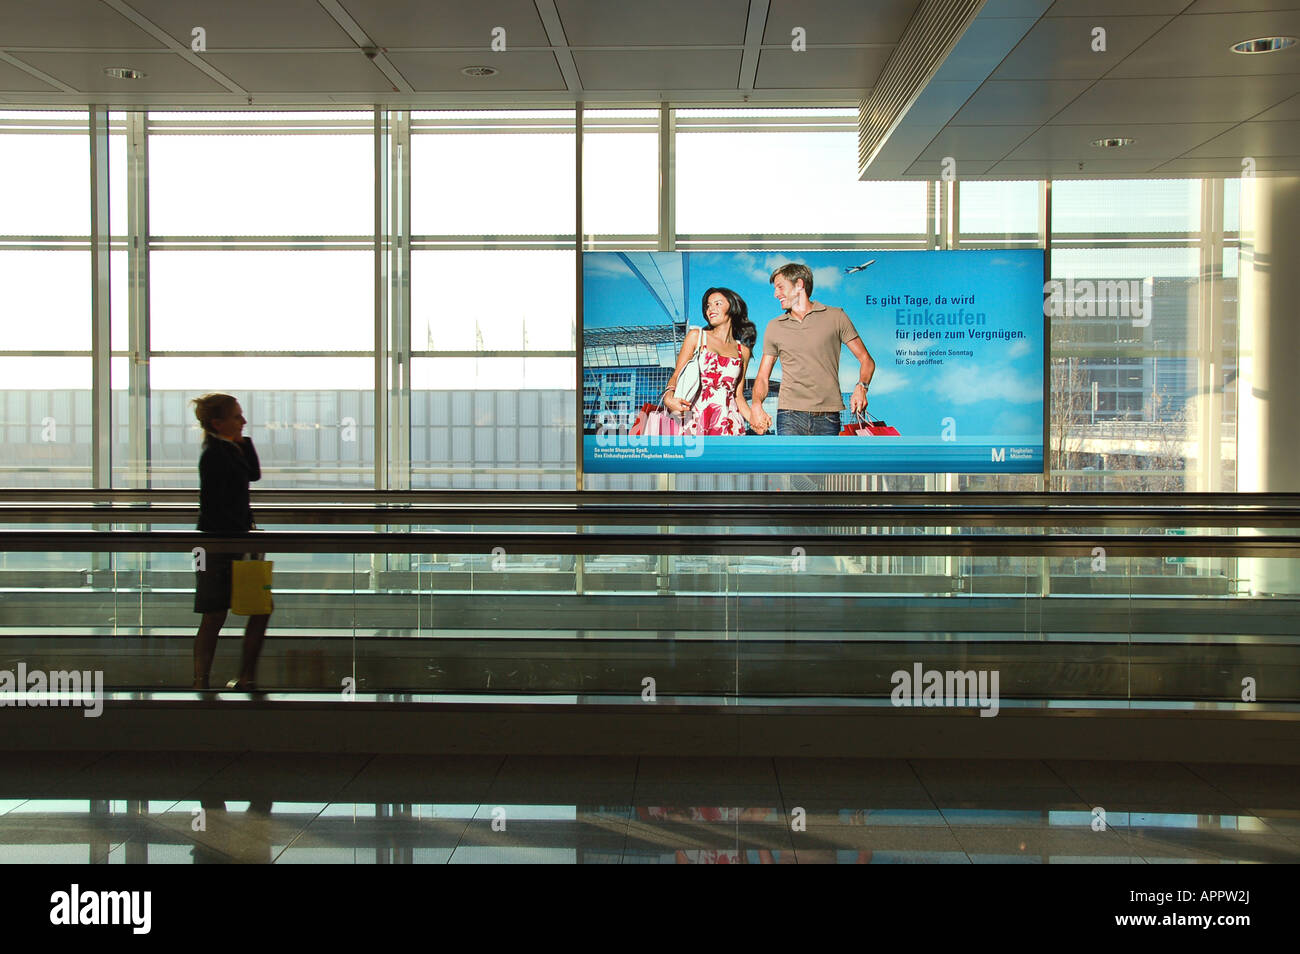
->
[197, 436, 262, 534]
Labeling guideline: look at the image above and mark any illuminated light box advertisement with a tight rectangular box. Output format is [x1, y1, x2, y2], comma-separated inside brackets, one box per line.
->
[582, 249, 1045, 474]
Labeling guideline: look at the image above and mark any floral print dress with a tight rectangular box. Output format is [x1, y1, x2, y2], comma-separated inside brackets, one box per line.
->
[682, 348, 747, 436]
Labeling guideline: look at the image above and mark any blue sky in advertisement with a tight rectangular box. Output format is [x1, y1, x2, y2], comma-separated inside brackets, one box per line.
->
[583, 249, 1044, 445]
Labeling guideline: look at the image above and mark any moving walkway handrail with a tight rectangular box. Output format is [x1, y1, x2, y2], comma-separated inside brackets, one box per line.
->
[1, 529, 1298, 558]
[3, 501, 1300, 529]
[3, 489, 1298, 509]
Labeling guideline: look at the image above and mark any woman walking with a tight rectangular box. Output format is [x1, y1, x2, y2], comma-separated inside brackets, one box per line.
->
[190, 393, 270, 690]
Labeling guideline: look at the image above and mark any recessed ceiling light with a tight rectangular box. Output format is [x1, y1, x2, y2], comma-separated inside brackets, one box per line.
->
[103, 67, 146, 80]
[1231, 36, 1296, 54]
[461, 66, 497, 77]
[1091, 137, 1135, 148]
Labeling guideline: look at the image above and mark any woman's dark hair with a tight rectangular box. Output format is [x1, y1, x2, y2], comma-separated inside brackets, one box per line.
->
[701, 287, 756, 349]
[191, 392, 238, 445]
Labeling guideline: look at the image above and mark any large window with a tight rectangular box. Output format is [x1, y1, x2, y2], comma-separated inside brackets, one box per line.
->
[1049, 180, 1231, 492]
[0, 107, 1247, 493]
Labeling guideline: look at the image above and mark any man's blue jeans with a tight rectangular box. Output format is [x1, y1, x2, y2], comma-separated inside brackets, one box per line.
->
[777, 409, 841, 436]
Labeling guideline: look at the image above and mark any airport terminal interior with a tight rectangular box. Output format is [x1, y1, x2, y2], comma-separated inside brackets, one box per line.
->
[0, 0, 1298, 864]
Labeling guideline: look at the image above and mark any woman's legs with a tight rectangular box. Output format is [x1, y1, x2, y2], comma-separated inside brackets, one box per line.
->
[193, 610, 227, 689]
[234, 612, 271, 688]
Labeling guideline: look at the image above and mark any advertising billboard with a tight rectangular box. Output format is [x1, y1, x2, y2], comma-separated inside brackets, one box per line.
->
[583, 249, 1044, 474]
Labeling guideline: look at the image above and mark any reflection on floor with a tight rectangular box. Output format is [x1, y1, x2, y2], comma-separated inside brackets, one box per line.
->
[0, 753, 1296, 863]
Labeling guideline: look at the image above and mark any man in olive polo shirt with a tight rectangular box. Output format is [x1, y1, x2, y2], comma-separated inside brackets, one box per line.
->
[751, 263, 875, 436]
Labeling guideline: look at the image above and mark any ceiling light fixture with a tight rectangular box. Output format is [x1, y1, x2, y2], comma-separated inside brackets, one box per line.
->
[461, 66, 497, 77]
[103, 67, 146, 80]
[1091, 137, 1134, 148]
[1231, 36, 1296, 54]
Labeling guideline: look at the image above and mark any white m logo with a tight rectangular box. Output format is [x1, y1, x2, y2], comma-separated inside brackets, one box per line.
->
[990, 447, 1006, 462]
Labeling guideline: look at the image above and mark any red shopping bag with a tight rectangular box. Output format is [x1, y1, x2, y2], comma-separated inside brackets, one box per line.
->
[840, 410, 900, 437]
[645, 404, 684, 436]
[629, 402, 657, 436]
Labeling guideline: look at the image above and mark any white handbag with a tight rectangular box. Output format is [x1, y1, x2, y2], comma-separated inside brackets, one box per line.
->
[672, 327, 707, 405]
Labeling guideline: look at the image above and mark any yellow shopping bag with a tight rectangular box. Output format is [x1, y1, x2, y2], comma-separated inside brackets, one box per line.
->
[231, 557, 273, 616]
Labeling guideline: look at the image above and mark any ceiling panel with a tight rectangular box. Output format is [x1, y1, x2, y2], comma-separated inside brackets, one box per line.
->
[1007, 123, 1233, 159]
[941, 18, 1041, 81]
[949, 79, 1091, 124]
[985, 157, 1163, 176]
[557, 0, 748, 46]
[755, 48, 891, 90]
[761, 0, 919, 45]
[202, 53, 397, 93]
[1156, 156, 1300, 174]
[0, 59, 64, 92]
[125, 0, 355, 48]
[343, 0, 551, 49]
[991, 16, 1173, 80]
[573, 50, 741, 90]
[387, 51, 567, 92]
[1182, 120, 1300, 157]
[917, 124, 1039, 159]
[10, 51, 229, 93]
[1253, 93, 1300, 120]
[1187, 0, 1300, 12]
[980, 0, 1054, 16]
[1109, 12, 1300, 78]
[896, 80, 985, 124]
[1045, 0, 1190, 14]
[904, 158, 996, 176]
[872, 124, 953, 168]
[0, 0, 165, 48]
[1053, 75, 1300, 124]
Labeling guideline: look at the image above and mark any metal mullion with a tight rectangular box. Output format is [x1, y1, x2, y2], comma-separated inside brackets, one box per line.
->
[575, 102, 585, 496]
[391, 111, 412, 491]
[1199, 177, 1225, 494]
[374, 108, 389, 493]
[1041, 178, 1052, 493]
[126, 110, 150, 489]
[89, 106, 111, 490]
[658, 103, 674, 253]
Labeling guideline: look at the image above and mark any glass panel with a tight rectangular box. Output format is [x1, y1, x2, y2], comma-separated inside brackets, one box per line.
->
[150, 251, 373, 351]
[677, 127, 927, 236]
[1224, 176, 1240, 233]
[582, 110, 657, 236]
[2, 532, 1292, 706]
[409, 358, 575, 489]
[1052, 179, 1200, 233]
[0, 357, 91, 487]
[411, 111, 576, 236]
[411, 250, 574, 352]
[0, 112, 89, 235]
[147, 360, 374, 488]
[1049, 239, 1214, 491]
[110, 112, 128, 238]
[959, 180, 1038, 239]
[0, 250, 90, 349]
[148, 115, 373, 235]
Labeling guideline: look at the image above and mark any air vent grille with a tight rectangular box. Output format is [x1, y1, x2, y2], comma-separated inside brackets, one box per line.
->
[859, 0, 986, 176]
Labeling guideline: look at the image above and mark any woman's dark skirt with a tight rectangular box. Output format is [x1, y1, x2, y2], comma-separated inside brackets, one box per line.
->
[193, 552, 236, 613]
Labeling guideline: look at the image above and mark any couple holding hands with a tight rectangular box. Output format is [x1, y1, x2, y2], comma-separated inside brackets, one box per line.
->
[663, 263, 877, 437]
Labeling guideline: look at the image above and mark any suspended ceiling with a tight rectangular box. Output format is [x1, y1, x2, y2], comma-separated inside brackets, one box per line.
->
[0, 0, 1297, 178]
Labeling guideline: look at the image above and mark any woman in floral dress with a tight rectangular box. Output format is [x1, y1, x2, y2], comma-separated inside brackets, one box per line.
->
[664, 287, 762, 435]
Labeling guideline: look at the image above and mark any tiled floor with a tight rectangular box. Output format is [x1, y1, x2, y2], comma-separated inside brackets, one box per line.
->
[0, 752, 1295, 863]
